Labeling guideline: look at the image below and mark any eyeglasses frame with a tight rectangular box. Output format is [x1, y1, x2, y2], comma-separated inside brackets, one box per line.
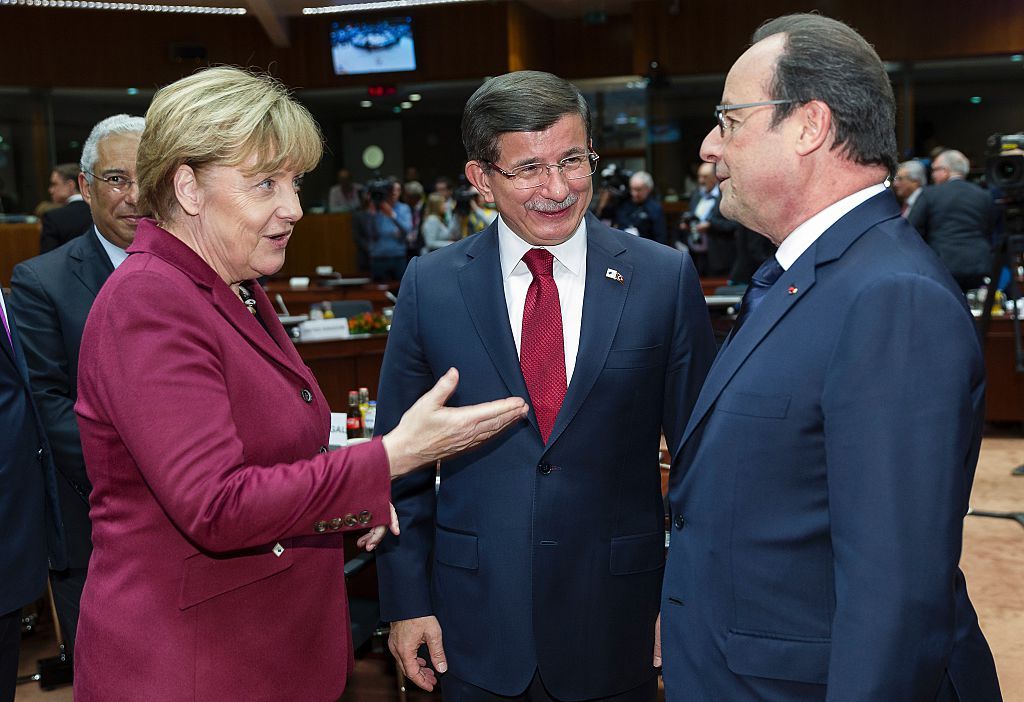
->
[484, 151, 601, 190]
[714, 99, 796, 137]
[85, 170, 138, 193]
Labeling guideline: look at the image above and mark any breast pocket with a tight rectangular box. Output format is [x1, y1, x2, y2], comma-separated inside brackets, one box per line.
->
[716, 389, 791, 419]
[178, 546, 294, 610]
[605, 344, 663, 370]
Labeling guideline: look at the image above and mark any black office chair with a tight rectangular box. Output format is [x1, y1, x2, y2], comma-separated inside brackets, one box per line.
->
[330, 299, 373, 319]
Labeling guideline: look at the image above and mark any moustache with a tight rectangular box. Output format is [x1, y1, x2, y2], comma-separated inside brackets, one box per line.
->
[526, 192, 579, 213]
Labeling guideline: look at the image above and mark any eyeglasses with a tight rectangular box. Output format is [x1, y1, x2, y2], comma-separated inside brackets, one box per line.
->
[485, 151, 599, 190]
[85, 171, 137, 193]
[714, 99, 795, 137]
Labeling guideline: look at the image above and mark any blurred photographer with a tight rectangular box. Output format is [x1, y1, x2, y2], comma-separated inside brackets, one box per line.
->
[449, 179, 494, 240]
[359, 176, 410, 281]
[594, 162, 632, 224]
[678, 162, 737, 276]
[614, 171, 667, 244]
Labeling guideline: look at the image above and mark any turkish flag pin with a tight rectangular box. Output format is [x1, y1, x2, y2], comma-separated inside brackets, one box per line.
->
[788, 285, 799, 295]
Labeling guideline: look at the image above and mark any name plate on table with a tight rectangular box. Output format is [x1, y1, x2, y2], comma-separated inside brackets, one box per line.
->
[329, 413, 348, 448]
[298, 318, 350, 341]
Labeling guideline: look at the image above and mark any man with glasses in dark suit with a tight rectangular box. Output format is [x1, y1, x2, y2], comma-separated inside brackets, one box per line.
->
[9, 114, 144, 666]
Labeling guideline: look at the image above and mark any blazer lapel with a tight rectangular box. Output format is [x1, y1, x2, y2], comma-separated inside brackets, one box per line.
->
[546, 216, 630, 446]
[457, 225, 533, 421]
[211, 283, 307, 381]
[675, 189, 901, 456]
[70, 230, 115, 297]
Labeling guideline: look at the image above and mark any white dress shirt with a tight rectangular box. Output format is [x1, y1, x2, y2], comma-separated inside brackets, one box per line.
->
[498, 215, 587, 384]
[95, 226, 129, 269]
[775, 183, 886, 270]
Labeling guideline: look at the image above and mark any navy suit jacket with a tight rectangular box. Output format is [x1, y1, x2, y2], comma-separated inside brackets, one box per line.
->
[10, 229, 113, 568]
[375, 213, 715, 700]
[0, 296, 67, 615]
[661, 191, 1001, 701]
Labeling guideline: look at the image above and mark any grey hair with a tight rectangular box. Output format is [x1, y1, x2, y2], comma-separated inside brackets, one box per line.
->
[936, 149, 969, 177]
[752, 13, 897, 173]
[462, 70, 592, 167]
[898, 160, 926, 185]
[631, 171, 654, 189]
[80, 114, 146, 182]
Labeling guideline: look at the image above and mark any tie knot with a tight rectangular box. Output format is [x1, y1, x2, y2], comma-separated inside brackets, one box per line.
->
[750, 256, 784, 290]
[522, 248, 555, 278]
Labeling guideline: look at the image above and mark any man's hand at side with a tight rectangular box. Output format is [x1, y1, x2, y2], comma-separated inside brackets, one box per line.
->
[388, 615, 448, 691]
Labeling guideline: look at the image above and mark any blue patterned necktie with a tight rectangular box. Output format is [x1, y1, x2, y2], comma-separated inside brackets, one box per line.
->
[734, 256, 785, 332]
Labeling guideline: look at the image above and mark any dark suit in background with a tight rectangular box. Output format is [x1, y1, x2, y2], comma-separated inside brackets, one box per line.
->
[9, 229, 113, 658]
[909, 179, 997, 291]
[0, 297, 66, 702]
[39, 199, 92, 254]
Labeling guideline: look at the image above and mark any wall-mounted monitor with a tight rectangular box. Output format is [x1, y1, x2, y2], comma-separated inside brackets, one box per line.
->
[330, 17, 417, 76]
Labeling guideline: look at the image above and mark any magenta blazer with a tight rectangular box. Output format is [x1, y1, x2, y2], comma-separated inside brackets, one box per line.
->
[73, 219, 391, 701]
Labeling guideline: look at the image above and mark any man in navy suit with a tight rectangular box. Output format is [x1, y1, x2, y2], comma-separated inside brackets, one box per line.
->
[9, 114, 145, 664]
[660, 14, 1002, 702]
[0, 294, 66, 702]
[375, 70, 715, 701]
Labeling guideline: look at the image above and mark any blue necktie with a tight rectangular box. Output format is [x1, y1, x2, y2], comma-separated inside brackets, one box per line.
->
[734, 256, 785, 332]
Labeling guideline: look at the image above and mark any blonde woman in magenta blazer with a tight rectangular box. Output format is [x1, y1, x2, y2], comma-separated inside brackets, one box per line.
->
[72, 67, 525, 702]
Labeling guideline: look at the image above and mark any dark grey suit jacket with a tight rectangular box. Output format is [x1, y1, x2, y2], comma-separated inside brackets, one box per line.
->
[908, 179, 996, 279]
[40, 199, 93, 254]
[10, 229, 114, 568]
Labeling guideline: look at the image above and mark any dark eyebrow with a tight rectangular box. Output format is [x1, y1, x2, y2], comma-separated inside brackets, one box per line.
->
[506, 146, 587, 170]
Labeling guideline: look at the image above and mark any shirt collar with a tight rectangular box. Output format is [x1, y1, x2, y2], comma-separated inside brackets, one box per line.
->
[94, 226, 129, 269]
[497, 214, 587, 280]
[66, 193, 84, 204]
[775, 182, 886, 270]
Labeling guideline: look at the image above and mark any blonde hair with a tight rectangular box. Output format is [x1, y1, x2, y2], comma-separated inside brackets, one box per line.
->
[137, 66, 323, 221]
[424, 192, 446, 218]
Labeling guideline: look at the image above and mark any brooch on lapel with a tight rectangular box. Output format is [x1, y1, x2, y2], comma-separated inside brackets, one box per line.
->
[787, 285, 799, 295]
[605, 268, 624, 284]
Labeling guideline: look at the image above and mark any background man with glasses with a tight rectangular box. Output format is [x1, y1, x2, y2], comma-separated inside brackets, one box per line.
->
[375, 70, 714, 702]
[8, 113, 145, 666]
[660, 14, 1001, 701]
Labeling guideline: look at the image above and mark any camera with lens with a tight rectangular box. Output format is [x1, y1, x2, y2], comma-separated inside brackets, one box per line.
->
[453, 180, 478, 217]
[987, 134, 1024, 201]
[600, 163, 633, 199]
[366, 176, 393, 205]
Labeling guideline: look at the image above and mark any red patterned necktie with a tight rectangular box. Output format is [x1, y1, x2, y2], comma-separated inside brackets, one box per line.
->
[520, 248, 567, 443]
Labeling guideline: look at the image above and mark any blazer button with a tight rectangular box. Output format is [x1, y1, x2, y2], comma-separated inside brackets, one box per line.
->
[319, 446, 329, 454]
[674, 515, 686, 530]
[357, 510, 372, 524]
[344, 513, 359, 527]
[538, 463, 551, 475]
[329, 517, 343, 531]
[314, 520, 328, 533]
[300, 388, 313, 403]
[37, 447, 44, 461]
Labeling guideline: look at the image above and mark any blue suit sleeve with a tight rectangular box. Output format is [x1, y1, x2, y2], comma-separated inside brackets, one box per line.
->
[663, 250, 715, 457]
[821, 274, 982, 700]
[374, 257, 440, 621]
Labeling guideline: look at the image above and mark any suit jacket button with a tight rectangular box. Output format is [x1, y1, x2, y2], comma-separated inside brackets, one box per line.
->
[344, 513, 359, 527]
[300, 388, 313, 403]
[329, 517, 343, 530]
[37, 447, 44, 461]
[538, 463, 551, 475]
[674, 515, 686, 530]
[319, 445, 329, 454]
[357, 510, 371, 524]
[314, 520, 328, 533]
